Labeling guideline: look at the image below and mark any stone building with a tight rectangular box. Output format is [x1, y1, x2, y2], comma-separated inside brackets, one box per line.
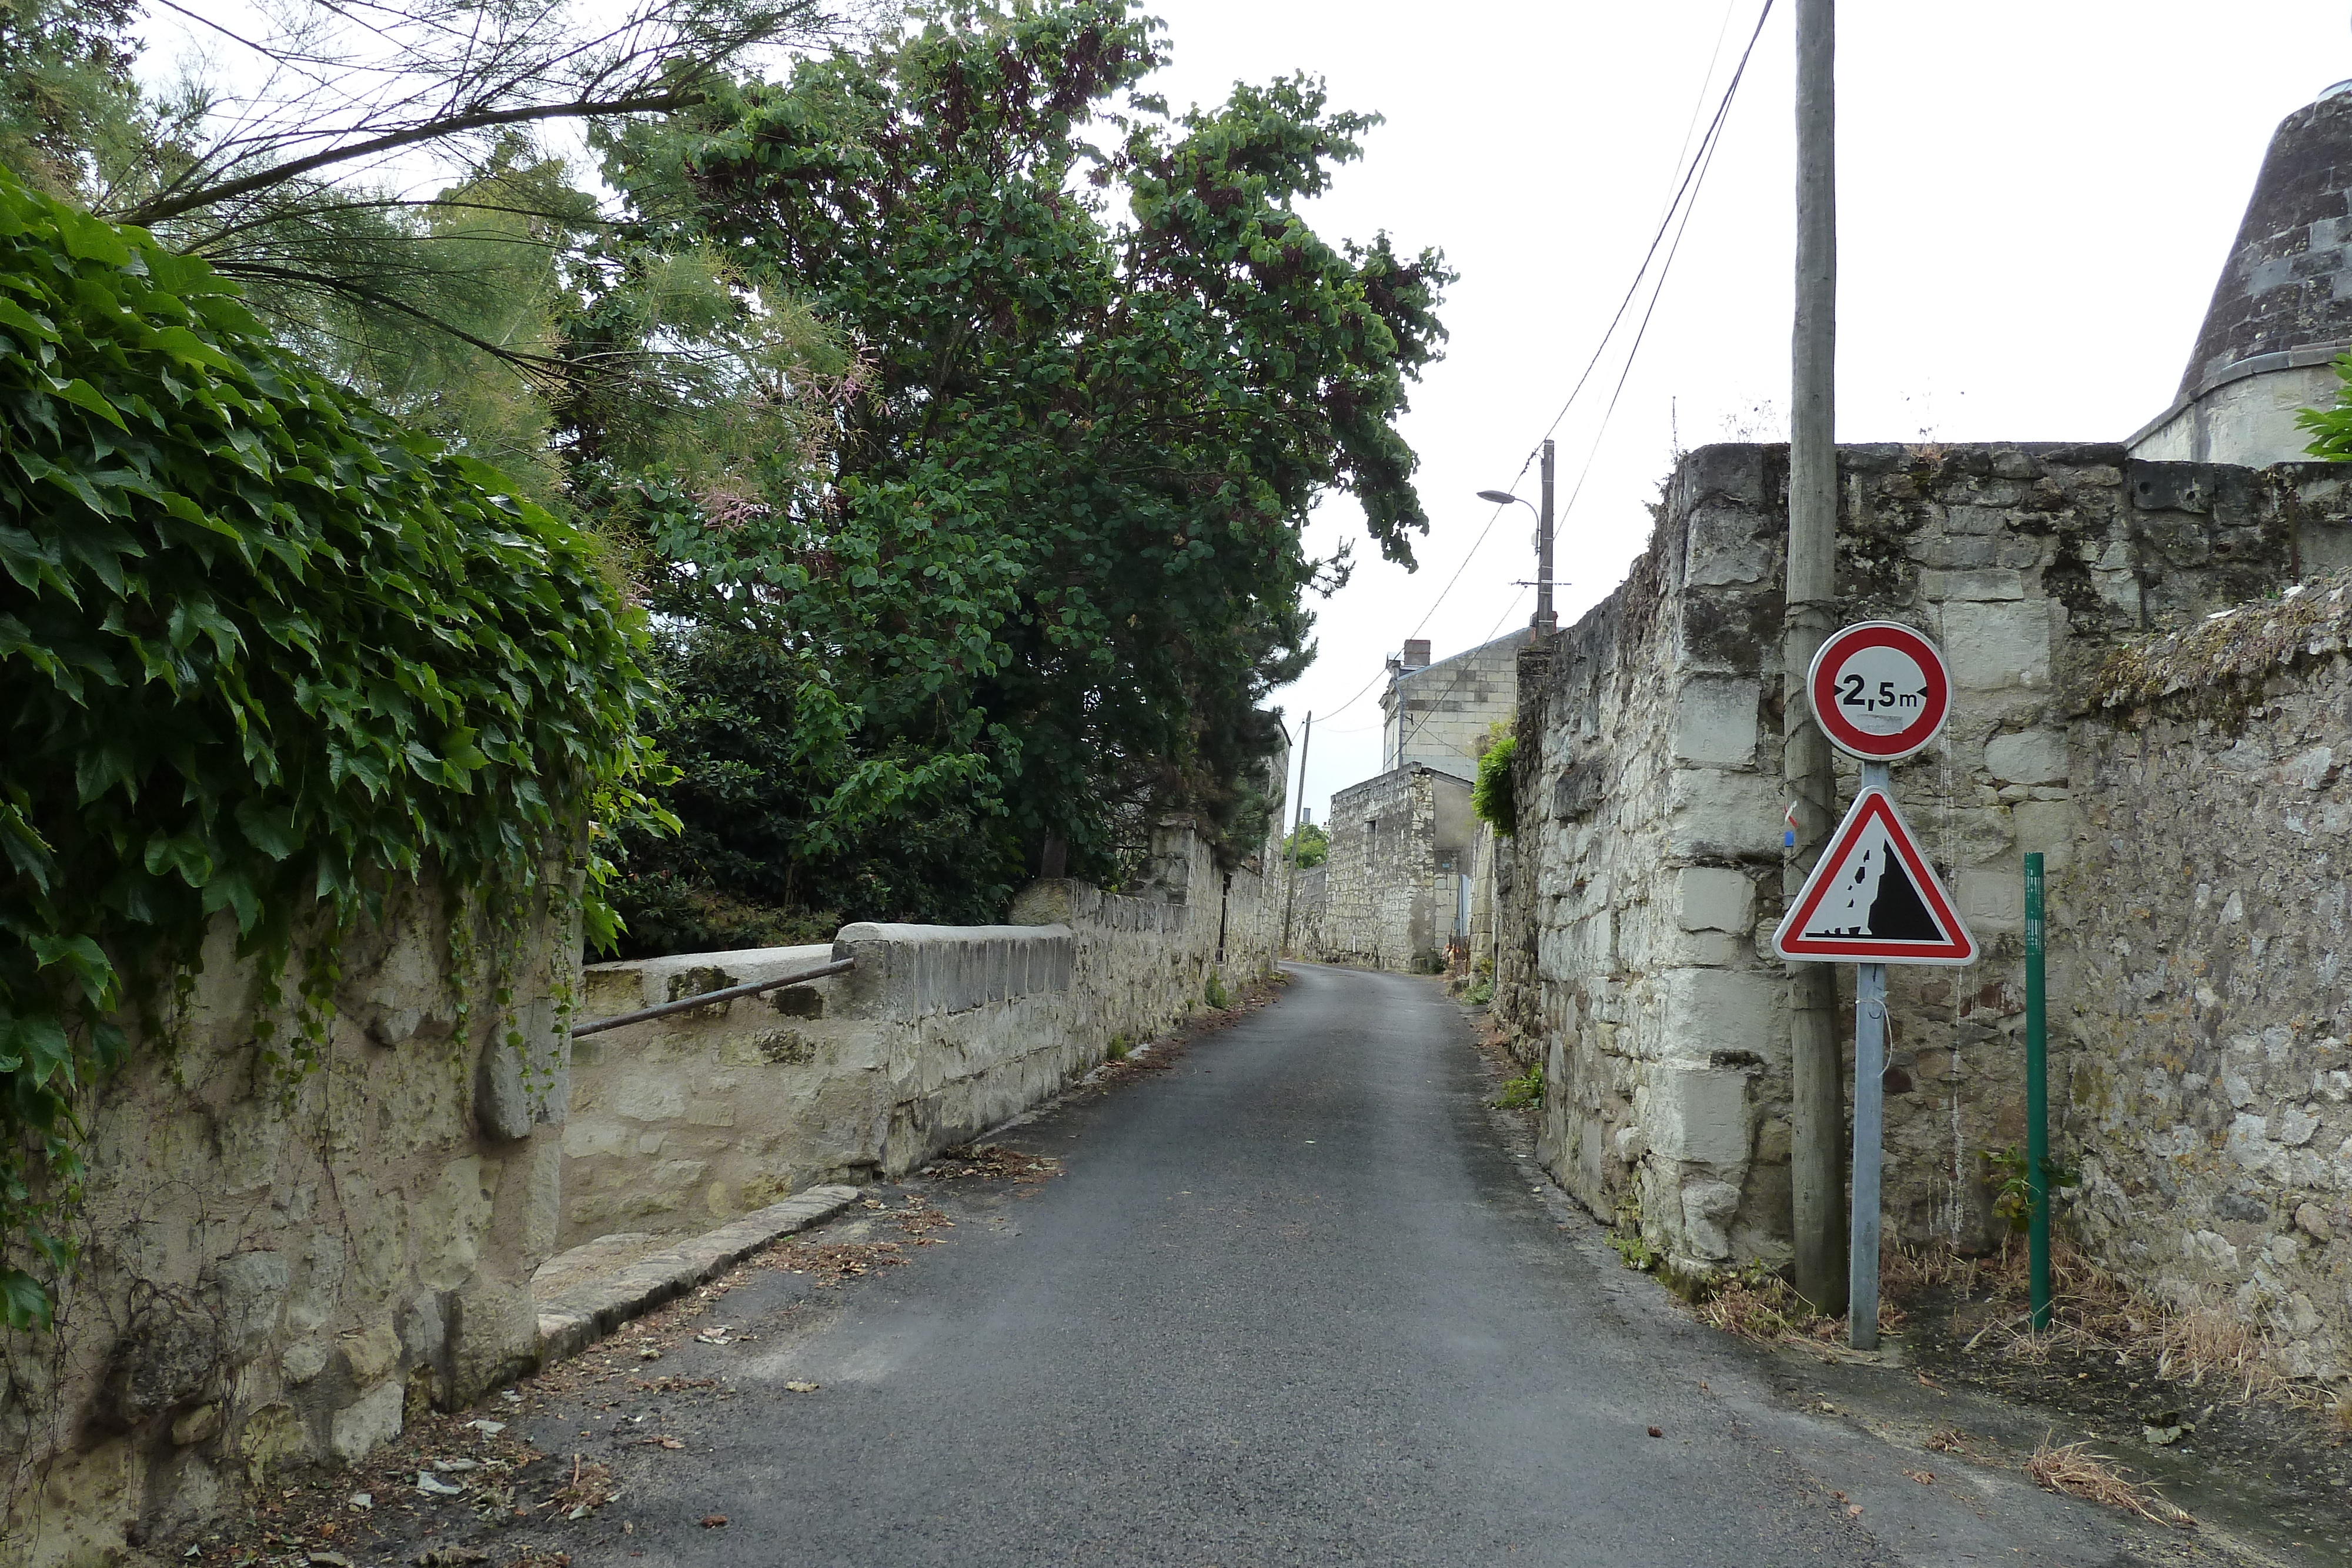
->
[1379, 628, 1531, 775]
[2131, 79, 2352, 466]
[1289, 763, 1476, 972]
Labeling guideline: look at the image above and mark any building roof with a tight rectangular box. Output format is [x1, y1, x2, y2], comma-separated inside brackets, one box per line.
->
[2175, 85, 2352, 402]
[1390, 626, 1534, 688]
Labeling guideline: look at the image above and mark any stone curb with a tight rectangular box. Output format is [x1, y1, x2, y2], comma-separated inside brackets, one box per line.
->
[533, 1184, 862, 1363]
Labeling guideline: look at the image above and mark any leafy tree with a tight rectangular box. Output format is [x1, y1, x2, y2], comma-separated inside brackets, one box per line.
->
[1282, 822, 1329, 870]
[0, 0, 141, 195]
[592, 0, 1449, 935]
[9, 0, 854, 480]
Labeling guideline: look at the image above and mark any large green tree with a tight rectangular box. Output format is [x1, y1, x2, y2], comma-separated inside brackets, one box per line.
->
[591, 0, 1449, 944]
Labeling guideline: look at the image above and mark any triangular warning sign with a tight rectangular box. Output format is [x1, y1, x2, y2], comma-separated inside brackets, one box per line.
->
[1773, 789, 1977, 965]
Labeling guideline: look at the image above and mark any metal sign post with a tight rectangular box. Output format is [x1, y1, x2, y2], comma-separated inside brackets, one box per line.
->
[2024, 851, 2052, 1332]
[1848, 759, 1890, 1350]
[1775, 621, 1974, 1352]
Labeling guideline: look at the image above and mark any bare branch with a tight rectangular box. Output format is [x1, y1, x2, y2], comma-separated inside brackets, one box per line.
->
[115, 86, 699, 227]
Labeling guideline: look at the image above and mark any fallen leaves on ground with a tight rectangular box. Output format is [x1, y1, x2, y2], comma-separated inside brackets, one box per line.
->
[759, 1236, 911, 1283]
[546, 1456, 617, 1519]
[927, 1144, 1063, 1182]
[701, 1514, 730, 1529]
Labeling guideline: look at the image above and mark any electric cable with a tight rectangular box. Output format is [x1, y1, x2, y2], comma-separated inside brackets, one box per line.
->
[1289, 0, 1775, 737]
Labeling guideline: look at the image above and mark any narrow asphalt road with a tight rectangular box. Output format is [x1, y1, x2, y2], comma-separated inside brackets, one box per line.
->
[522, 964, 2270, 1567]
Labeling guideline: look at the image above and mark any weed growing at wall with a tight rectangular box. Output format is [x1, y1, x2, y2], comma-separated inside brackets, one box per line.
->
[1472, 733, 1517, 837]
[0, 172, 667, 1328]
[1492, 1064, 1540, 1109]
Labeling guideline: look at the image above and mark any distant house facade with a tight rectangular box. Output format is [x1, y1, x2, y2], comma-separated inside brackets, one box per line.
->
[1379, 629, 1530, 776]
[1290, 763, 1475, 972]
[1291, 631, 1525, 971]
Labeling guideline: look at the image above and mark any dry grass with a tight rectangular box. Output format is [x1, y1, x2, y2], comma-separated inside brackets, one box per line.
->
[2024, 1435, 2194, 1529]
[1887, 1238, 2309, 1409]
[1688, 1266, 1905, 1346]
[1693, 1271, 1804, 1343]
[2149, 1303, 2296, 1404]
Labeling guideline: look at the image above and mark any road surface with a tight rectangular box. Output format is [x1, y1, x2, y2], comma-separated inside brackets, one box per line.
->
[511, 962, 2273, 1567]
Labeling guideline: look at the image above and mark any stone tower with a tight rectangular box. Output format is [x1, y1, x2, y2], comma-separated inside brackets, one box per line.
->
[2132, 79, 2352, 465]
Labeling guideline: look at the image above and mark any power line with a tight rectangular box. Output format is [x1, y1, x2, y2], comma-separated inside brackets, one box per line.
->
[1389, 585, 1532, 766]
[1381, 4, 1775, 769]
[1296, 1, 1775, 732]
[1554, 20, 1755, 527]
[1532, 0, 1777, 453]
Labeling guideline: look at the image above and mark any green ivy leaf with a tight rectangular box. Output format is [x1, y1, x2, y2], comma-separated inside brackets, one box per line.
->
[1, 1266, 54, 1332]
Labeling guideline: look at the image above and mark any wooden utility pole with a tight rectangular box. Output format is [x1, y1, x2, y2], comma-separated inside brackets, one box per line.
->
[1534, 439, 1556, 633]
[1786, 0, 1847, 1316]
[1281, 713, 1312, 955]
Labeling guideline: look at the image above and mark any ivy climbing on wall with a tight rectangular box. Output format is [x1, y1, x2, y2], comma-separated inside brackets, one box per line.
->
[0, 171, 669, 1328]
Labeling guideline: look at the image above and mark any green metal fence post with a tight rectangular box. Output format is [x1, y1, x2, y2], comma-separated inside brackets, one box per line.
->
[2024, 851, 2051, 1333]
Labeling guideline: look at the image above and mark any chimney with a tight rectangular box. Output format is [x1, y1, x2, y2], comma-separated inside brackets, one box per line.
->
[1402, 639, 1431, 670]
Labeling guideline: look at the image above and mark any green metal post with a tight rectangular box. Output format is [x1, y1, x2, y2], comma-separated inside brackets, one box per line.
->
[2024, 852, 2051, 1332]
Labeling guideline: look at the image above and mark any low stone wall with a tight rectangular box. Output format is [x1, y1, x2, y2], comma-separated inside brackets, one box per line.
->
[1496, 441, 2352, 1289]
[3, 883, 574, 1565]
[560, 823, 1282, 1249]
[560, 928, 1075, 1248]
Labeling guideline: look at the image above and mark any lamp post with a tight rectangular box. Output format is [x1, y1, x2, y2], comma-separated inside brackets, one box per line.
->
[1478, 437, 1556, 633]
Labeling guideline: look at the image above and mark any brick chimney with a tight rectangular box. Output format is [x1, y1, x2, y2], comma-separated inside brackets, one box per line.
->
[1402, 639, 1431, 670]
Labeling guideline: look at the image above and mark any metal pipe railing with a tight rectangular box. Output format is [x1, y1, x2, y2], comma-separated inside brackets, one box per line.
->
[569, 955, 856, 1038]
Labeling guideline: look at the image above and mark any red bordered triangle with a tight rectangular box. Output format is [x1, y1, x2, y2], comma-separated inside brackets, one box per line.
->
[1773, 788, 1977, 965]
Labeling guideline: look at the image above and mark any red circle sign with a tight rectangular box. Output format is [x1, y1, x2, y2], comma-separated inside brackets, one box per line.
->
[1808, 621, 1950, 760]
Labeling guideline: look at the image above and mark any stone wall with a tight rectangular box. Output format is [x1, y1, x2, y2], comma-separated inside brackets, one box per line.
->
[1289, 764, 1472, 971]
[559, 823, 1281, 1248]
[1496, 441, 2352, 1283]
[3, 883, 574, 1565]
[2064, 580, 2352, 1383]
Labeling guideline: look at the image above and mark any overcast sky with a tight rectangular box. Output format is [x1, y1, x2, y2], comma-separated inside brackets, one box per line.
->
[1137, 1, 2352, 824]
[129, 0, 2352, 825]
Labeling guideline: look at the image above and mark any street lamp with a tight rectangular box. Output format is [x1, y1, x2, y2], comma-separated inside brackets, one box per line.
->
[1478, 437, 1556, 633]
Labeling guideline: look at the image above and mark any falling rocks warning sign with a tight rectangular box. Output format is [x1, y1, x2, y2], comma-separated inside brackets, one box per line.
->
[1774, 788, 1976, 965]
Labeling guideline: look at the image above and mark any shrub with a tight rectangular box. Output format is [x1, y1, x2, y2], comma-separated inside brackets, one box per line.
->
[1472, 733, 1518, 836]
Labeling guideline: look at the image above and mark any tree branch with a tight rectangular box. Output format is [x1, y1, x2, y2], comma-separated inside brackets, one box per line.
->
[113, 86, 701, 229]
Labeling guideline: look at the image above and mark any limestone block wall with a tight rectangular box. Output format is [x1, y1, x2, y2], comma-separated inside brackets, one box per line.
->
[1287, 863, 1329, 959]
[1295, 765, 1469, 971]
[2065, 582, 2352, 1382]
[3, 883, 574, 1565]
[1498, 441, 2352, 1277]
[562, 824, 1282, 1249]
[1501, 511, 1791, 1264]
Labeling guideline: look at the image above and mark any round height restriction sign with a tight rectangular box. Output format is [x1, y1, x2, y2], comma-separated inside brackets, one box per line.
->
[1808, 621, 1951, 760]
